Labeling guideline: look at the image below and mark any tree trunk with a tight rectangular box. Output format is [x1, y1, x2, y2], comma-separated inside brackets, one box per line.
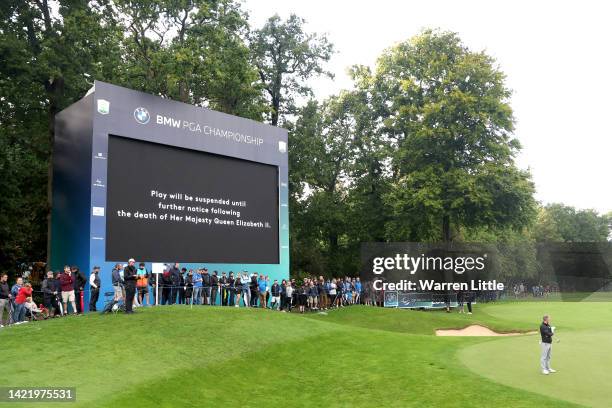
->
[442, 214, 451, 242]
[271, 95, 280, 126]
[45, 76, 65, 266]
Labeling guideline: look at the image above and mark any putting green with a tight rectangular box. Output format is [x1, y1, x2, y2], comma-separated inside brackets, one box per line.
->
[460, 303, 612, 408]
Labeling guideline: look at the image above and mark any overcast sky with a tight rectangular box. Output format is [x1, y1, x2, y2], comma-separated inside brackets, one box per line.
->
[244, 0, 611, 214]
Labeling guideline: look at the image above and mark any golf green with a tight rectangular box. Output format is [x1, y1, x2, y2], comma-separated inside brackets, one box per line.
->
[459, 302, 612, 408]
[1, 302, 608, 407]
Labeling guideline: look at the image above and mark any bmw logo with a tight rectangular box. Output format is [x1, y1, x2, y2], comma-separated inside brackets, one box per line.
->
[134, 107, 150, 124]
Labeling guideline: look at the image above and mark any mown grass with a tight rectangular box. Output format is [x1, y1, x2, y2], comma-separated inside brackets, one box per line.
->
[2, 302, 604, 407]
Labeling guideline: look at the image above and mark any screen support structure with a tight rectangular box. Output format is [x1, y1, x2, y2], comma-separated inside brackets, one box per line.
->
[50, 81, 289, 311]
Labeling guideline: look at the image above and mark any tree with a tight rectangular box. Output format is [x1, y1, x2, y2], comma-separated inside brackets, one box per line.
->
[360, 29, 536, 242]
[0, 0, 123, 268]
[250, 14, 333, 126]
[537, 204, 609, 242]
[114, 0, 264, 119]
[288, 95, 357, 276]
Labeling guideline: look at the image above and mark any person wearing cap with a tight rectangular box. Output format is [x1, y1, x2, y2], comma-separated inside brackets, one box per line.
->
[123, 259, 137, 314]
[89, 266, 101, 311]
[219, 272, 228, 306]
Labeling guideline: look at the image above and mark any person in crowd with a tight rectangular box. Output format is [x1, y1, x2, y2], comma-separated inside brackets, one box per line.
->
[41, 271, 60, 317]
[191, 269, 201, 305]
[178, 267, 187, 305]
[201, 268, 211, 305]
[290, 279, 298, 307]
[329, 279, 337, 308]
[297, 281, 308, 313]
[161, 267, 172, 305]
[258, 274, 267, 308]
[355, 278, 362, 305]
[309, 280, 319, 310]
[89, 266, 101, 311]
[234, 275, 242, 308]
[123, 258, 137, 314]
[317, 277, 327, 310]
[71, 266, 86, 314]
[10, 276, 23, 322]
[283, 280, 294, 312]
[112, 264, 123, 302]
[270, 279, 281, 310]
[184, 270, 194, 305]
[265, 275, 271, 306]
[149, 271, 158, 305]
[0, 273, 11, 326]
[219, 271, 229, 306]
[24, 296, 45, 320]
[228, 272, 236, 306]
[14, 282, 33, 322]
[136, 263, 149, 307]
[240, 271, 250, 307]
[59, 266, 76, 315]
[168, 263, 181, 305]
[210, 271, 219, 306]
[337, 279, 345, 307]
[250, 272, 259, 307]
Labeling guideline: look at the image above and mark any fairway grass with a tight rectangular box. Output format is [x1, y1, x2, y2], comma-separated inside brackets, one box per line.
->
[2, 302, 608, 407]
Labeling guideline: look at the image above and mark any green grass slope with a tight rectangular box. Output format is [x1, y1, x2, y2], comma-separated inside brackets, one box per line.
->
[1, 303, 599, 407]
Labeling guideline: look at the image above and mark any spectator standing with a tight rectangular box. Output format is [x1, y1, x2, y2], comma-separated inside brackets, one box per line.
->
[59, 266, 76, 315]
[219, 272, 229, 306]
[123, 259, 137, 314]
[0, 273, 11, 326]
[169, 263, 181, 305]
[71, 266, 86, 313]
[210, 271, 219, 306]
[111, 264, 123, 301]
[10, 277, 23, 322]
[14, 283, 33, 322]
[136, 263, 149, 306]
[240, 271, 250, 307]
[258, 275, 267, 308]
[193, 269, 203, 305]
[201, 269, 211, 305]
[283, 280, 294, 312]
[41, 271, 60, 317]
[250, 273, 259, 307]
[178, 267, 187, 304]
[271, 279, 281, 310]
[89, 266, 101, 311]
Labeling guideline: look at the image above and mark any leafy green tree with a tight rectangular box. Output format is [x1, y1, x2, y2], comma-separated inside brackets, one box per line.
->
[360, 29, 537, 242]
[0, 0, 122, 268]
[114, 0, 264, 119]
[538, 204, 609, 242]
[250, 14, 333, 126]
[532, 207, 563, 242]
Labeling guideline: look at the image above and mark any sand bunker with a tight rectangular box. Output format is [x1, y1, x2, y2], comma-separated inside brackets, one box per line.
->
[435, 325, 536, 337]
